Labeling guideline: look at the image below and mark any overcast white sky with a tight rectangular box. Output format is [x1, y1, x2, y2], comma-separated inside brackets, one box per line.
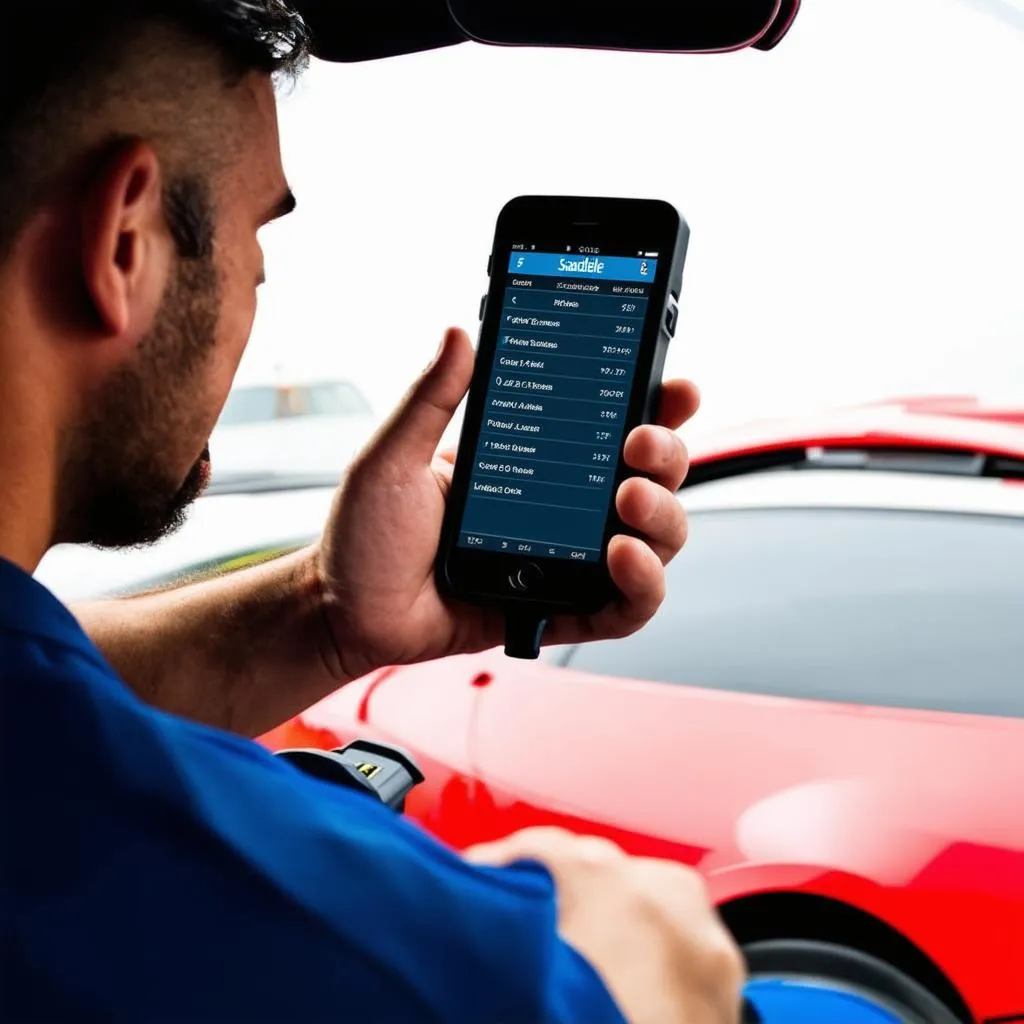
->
[239, 0, 1024, 439]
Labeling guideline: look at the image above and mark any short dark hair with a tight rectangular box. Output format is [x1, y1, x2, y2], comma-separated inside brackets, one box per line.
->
[0, 1, 310, 256]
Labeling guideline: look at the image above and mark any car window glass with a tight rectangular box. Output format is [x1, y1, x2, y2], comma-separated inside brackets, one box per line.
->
[564, 508, 1024, 718]
[217, 387, 278, 426]
[307, 383, 371, 417]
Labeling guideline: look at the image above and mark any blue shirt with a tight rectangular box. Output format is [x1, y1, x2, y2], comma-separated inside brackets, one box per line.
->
[1, 557, 623, 1023]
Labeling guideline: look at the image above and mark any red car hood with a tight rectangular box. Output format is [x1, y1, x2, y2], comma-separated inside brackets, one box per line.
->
[466, 658, 1024, 889]
[687, 401, 1024, 467]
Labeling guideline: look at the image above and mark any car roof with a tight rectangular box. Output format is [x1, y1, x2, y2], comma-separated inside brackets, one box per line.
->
[687, 395, 1024, 469]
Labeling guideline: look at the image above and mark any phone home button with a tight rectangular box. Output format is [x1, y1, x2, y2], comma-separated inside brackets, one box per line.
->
[508, 562, 544, 592]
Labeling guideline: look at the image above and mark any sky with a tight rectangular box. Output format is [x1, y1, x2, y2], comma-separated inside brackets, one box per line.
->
[238, 0, 1024, 441]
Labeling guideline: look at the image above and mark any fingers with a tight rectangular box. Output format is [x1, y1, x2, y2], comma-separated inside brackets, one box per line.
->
[619, 424, 689, 564]
[542, 413, 690, 646]
[631, 860, 747, 1011]
[430, 455, 455, 498]
[540, 534, 667, 647]
[468, 827, 745, 1024]
[465, 827, 624, 869]
[623, 424, 689, 492]
[602, 535, 666, 636]
[616, 478, 688, 565]
[371, 327, 474, 465]
[655, 379, 700, 431]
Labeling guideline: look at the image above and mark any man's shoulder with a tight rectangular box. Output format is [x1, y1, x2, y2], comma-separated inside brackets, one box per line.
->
[0, 566, 590, 1022]
[2, 623, 575, 1022]
[2, 619, 557, 932]
[1, 621, 126, 746]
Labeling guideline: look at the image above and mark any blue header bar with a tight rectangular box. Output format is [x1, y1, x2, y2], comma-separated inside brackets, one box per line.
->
[508, 251, 658, 283]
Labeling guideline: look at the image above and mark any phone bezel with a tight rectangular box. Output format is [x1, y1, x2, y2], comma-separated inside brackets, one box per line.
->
[438, 195, 685, 614]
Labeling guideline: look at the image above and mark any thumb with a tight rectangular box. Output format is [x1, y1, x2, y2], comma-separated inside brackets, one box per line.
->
[375, 327, 475, 464]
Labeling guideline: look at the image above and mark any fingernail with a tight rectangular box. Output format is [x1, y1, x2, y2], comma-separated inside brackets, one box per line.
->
[425, 333, 448, 372]
[658, 427, 677, 459]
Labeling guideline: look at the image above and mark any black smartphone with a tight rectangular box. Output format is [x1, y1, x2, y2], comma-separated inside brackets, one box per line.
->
[437, 195, 689, 617]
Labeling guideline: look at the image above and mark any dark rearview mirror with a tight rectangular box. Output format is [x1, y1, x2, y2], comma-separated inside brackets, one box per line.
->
[295, 0, 800, 63]
[446, 0, 801, 54]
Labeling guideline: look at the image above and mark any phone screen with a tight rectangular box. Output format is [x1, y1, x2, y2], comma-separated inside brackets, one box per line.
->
[457, 244, 661, 563]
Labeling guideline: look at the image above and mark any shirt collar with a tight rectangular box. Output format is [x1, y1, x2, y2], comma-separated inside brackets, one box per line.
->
[0, 555, 97, 655]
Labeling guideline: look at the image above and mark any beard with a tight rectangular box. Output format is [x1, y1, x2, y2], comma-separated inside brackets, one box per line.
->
[59, 246, 222, 549]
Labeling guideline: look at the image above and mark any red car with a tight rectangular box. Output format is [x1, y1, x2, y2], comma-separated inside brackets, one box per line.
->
[262, 396, 1024, 1024]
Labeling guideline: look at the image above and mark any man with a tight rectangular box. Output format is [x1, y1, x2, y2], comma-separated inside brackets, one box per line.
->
[1, 2, 744, 1022]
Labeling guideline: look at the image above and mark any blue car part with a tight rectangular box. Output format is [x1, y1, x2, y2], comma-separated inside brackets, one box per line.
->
[744, 979, 908, 1023]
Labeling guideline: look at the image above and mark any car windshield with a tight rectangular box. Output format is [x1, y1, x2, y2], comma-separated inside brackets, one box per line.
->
[305, 382, 372, 417]
[217, 386, 278, 426]
[249, 0, 1023, 436]
[563, 502, 1024, 718]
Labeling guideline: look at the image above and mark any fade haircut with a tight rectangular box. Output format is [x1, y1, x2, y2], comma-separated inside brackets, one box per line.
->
[0, 1, 310, 260]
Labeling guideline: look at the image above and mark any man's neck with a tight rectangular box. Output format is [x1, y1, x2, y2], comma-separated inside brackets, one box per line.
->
[0, 378, 60, 575]
[0, 470, 57, 575]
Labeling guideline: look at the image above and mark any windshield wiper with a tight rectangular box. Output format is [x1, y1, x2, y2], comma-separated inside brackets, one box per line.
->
[683, 446, 1024, 489]
[804, 447, 987, 475]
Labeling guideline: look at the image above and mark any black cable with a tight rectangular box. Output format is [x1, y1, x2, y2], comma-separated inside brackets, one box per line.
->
[503, 608, 549, 659]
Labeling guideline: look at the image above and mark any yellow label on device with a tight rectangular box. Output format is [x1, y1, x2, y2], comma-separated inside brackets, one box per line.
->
[355, 761, 382, 780]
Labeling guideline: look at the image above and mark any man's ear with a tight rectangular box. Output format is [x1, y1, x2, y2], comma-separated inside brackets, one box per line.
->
[80, 139, 172, 342]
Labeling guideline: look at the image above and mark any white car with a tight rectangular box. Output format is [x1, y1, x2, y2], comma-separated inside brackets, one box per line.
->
[208, 380, 377, 484]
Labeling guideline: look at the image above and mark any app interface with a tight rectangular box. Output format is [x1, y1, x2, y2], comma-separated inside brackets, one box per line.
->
[458, 245, 660, 563]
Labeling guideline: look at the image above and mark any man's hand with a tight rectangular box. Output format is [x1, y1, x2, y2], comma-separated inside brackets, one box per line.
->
[465, 827, 745, 1024]
[317, 327, 698, 681]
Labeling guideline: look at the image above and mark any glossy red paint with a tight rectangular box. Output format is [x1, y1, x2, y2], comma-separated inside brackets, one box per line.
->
[260, 398, 1024, 1022]
[867, 395, 1024, 428]
[466, 659, 1024, 1020]
[686, 396, 1024, 471]
[263, 649, 1024, 1021]
[260, 655, 492, 844]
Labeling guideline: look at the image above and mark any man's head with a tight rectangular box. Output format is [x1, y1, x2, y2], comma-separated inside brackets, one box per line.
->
[0, 2, 307, 556]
